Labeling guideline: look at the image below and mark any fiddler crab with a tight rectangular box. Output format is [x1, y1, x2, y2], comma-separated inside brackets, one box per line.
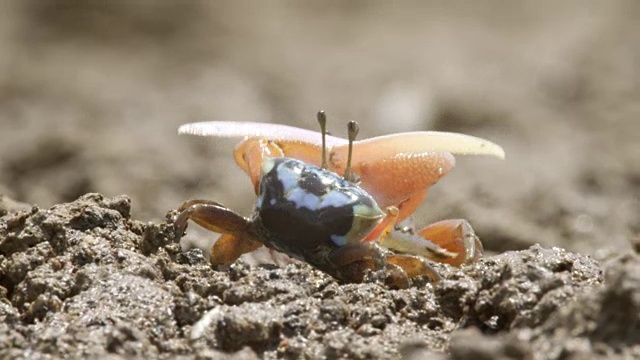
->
[172, 111, 504, 288]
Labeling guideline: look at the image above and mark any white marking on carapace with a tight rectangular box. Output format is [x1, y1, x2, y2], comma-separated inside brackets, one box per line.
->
[286, 187, 321, 209]
[276, 162, 302, 192]
[318, 190, 354, 209]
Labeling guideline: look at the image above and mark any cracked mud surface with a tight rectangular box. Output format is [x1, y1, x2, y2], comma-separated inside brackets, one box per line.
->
[1, 1, 639, 359]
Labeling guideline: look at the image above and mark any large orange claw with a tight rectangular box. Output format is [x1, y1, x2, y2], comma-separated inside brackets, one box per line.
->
[179, 121, 504, 219]
[178, 117, 504, 271]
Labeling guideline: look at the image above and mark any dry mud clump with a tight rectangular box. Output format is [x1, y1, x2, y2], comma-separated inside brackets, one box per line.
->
[0, 194, 638, 359]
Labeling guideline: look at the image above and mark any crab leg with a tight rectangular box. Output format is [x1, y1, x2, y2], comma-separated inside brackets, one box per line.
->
[381, 219, 481, 266]
[209, 233, 263, 266]
[416, 219, 483, 266]
[383, 263, 411, 289]
[325, 242, 412, 288]
[327, 242, 387, 282]
[173, 199, 263, 266]
[176, 199, 226, 212]
[174, 200, 247, 238]
[325, 240, 442, 287]
[385, 254, 442, 283]
[327, 242, 386, 269]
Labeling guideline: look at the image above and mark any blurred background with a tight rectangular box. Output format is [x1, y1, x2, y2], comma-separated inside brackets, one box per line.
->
[0, 0, 638, 258]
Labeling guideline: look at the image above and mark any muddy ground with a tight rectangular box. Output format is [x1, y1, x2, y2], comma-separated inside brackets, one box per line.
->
[0, 1, 639, 359]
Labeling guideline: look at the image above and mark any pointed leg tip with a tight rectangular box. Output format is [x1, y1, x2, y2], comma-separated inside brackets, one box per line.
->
[386, 254, 442, 285]
[415, 219, 485, 267]
[173, 230, 183, 244]
[384, 263, 411, 289]
[171, 210, 190, 244]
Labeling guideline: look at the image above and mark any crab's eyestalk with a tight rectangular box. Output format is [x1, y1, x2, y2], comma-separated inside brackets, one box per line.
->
[317, 110, 328, 169]
[344, 120, 359, 182]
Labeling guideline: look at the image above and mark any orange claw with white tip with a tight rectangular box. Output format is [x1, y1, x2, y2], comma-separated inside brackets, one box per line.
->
[179, 118, 503, 223]
[176, 111, 504, 279]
